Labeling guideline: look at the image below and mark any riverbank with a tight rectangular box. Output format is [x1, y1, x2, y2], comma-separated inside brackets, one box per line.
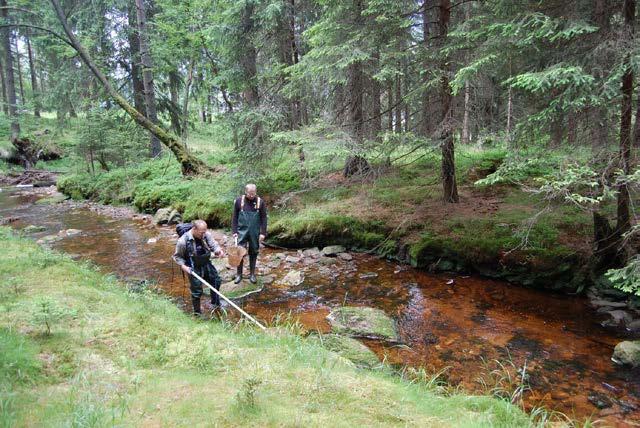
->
[0, 227, 538, 426]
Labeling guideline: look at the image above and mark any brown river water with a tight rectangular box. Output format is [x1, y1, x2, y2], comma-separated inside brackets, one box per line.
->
[1, 187, 639, 426]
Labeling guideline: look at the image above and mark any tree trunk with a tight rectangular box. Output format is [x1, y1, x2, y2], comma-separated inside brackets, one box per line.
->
[1, 0, 19, 141]
[239, 1, 259, 107]
[421, 0, 431, 136]
[387, 82, 393, 132]
[394, 75, 401, 132]
[370, 53, 381, 140]
[181, 59, 195, 142]
[439, 0, 458, 203]
[25, 30, 40, 117]
[0, 56, 8, 116]
[49, 0, 209, 176]
[567, 111, 577, 146]
[634, 91, 640, 148]
[135, 0, 162, 158]
[14, 35, 24, 106]
[168, 70, 182, 135]
[127, 2, 145, 114]
[506, 86, 512, 140]
[615, 0, 635, 237]
[462, 80, 470, 144]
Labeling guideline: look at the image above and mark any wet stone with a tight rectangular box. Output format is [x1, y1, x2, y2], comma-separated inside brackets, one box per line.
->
[612, 341, 640, 367]
[280, 270, 303, 287]
[588, 391, 613, 409]
[321, 245, 346, 256]
[302, 247, 321, 258]
[359, 272, 379, 280]
[337, 253, 353, 261]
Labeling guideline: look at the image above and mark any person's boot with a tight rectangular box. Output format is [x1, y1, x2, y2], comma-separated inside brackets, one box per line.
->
[234, 261, 243, 284]
[249, 254, 257, 284]
[191, 297, 202, 316]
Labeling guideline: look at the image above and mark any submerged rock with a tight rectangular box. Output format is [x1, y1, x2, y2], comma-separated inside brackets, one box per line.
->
[280, 270, 303, 287]
[321, 245, 346, 256]
[359, 272, 378, 280]
[35, 194, 67, 205]
[327, 306, 399, 341]
[220, 280, 262, 299]
[314, 334, 380, 368]
[612, 341, 640, 367]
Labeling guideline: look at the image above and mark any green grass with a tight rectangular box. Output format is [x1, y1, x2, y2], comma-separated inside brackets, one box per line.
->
[0, 227, 537, 427]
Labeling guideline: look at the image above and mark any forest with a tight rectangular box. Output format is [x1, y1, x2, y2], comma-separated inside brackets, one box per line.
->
[0, 0, 639, 426]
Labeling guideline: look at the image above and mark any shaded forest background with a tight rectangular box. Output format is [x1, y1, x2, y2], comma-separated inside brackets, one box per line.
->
[1, 0, 640, 295]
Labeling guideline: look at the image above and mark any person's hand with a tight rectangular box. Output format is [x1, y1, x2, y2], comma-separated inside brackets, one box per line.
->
[232, 233, 238, 239]
[215, 248, 225, 258]
[259, 234, 265, 243]
[181, 265, 192, 275]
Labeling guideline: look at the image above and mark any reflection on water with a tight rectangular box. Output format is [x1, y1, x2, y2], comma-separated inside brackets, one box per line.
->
[1, 187, 638, 424]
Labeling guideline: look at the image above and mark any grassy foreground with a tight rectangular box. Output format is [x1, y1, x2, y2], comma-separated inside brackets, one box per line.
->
[0, 228, 534, 427]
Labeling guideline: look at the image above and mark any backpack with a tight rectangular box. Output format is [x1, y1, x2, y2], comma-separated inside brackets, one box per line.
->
[176, 223, 193, 237]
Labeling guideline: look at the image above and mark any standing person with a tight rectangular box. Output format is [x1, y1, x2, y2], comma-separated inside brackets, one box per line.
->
[232, 184, 267, 284]
[173, 220, 225, 315]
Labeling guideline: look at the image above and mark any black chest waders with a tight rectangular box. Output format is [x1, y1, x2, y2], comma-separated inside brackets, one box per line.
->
[186, 239, 221, 314]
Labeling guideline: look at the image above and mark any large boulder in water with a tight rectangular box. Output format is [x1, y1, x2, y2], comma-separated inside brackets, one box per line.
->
[327, 306, 399, 341]
[153, 207, 182, 225]
[612, 341, 640, 367]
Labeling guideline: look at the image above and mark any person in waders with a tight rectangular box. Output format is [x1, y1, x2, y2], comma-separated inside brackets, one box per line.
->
[173, 220, 225, 316]
[232, 184, 267, 284]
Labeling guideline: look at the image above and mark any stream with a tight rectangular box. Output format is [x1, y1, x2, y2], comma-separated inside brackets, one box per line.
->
[1, 186, 638, 426]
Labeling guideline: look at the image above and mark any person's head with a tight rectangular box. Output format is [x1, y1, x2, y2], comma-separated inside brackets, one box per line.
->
[191, 219, 208, 239]
[245, 183, 257, 200]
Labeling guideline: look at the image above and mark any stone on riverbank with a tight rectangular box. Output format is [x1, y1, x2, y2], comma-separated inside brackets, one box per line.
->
[322, 245, 346, 256]
[153, 207, 182, 225]
[327, 306, 399, 341]
[314, 334, 380, 368]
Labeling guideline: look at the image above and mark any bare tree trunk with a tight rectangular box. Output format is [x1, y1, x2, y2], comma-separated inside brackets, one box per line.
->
[421, 0, 431, 136]
[439, 0, 458, 203]
[387, 82, 393, 132]
[462, 81, 470, 144]
[239, 1, 259, 107]
[616, 0, 635, 237]
[567, 111, 577, 146]
[135, 0, 162, 158]
[127, 2, 145, 114]
[14, 35, 24, 106]
[394, 75, 401, 132]
[49, 0, 208, 176]
[1, 0, 20, 141]
[370, 55, 381, 139]
[634, 90, 640, 148]
[506, 86, 512, 139]
[0, 56, 8, 116]
[181, 59, 195, 142]
[25, 29, 40, 117]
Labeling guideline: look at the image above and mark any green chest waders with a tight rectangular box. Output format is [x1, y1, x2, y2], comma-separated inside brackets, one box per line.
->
[236, 196, 262, 281]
